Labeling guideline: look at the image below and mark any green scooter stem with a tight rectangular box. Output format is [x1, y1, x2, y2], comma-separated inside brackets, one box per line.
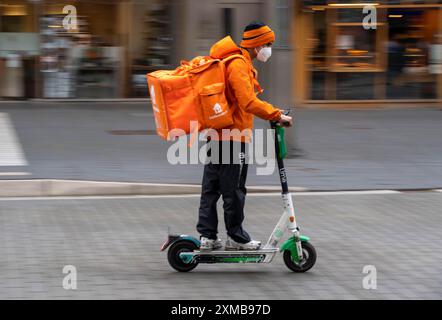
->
[276, 125, 287, 160]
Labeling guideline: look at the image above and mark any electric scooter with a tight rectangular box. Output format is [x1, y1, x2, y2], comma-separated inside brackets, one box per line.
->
[161, 111, 317, 272]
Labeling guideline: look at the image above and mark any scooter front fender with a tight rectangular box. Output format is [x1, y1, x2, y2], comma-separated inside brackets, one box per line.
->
[160, 234, 200, 251]
[280, 235, 310, 263]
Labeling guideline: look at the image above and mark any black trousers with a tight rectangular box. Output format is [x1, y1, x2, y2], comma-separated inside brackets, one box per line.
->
[197, 141, 251, 243]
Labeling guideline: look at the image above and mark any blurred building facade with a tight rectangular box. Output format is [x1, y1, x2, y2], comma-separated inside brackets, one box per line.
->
[0, 0, 441, 106]
[298, 0, 442, 104]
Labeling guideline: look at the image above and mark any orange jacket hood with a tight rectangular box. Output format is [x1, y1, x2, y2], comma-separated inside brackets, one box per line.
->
[210, 36, 242, 59]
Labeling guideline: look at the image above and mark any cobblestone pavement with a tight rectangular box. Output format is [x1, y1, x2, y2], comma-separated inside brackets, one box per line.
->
[1, 103, 442, 190]
[1, 191, 441, 299]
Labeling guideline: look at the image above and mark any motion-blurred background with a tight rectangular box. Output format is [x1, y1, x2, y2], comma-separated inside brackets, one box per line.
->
[1, 2, 442, 301]
[0, 0, 441, 106]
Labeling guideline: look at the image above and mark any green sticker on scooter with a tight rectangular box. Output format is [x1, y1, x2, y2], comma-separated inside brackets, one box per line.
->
[219, 257, 262, 263]
[276, 126, 287, 159]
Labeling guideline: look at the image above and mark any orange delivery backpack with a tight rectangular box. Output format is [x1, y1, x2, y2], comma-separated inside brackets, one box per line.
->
[146, 45, 246, 141]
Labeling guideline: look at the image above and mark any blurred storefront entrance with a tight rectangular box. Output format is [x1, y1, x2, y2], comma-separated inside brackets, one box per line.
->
[295, 1, 442, 105]
[38, 0, 173, 99]
[0, 0, 39, 99]
[0, 0, 173, 99]
[39, 1, 123, 98]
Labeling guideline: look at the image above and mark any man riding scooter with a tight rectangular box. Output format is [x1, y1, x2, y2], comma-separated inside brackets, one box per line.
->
[197, 21, 293, 251]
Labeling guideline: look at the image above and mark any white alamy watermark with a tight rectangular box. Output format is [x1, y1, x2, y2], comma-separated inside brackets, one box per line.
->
[166, 123, 279, 176]
[362, 5, 377, 30]
[62, 5, 78, 31]
[63, 265, 77, 290]
[362, 265, 377, 290]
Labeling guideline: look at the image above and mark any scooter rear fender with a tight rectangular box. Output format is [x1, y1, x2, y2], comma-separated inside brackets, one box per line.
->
[160, 234, 200, 251]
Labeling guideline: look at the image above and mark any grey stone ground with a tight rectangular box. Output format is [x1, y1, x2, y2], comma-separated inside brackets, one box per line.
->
[0, 192, 441, 299]
[1, 103, 442, 190]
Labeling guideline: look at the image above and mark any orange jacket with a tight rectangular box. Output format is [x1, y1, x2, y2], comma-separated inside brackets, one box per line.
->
[210, 36, 281, 142]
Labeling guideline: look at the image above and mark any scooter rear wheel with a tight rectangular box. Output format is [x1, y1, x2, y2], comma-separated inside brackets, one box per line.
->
[167, 240, 199, 272]
[283, 242, 316, 273]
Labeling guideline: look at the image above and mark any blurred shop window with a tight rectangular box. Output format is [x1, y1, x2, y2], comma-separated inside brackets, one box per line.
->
[144, 3, 172, 67]
[334, 29, 377, 69]
[40, 15, 77, 98]
[386, 9, 437, 99]
[305, 0, 441, 101]
[429, 34, 442, 75]
[40, 12, 122, 99]
[1, 53, 24, 98]
[334, 9, 378, 100]
[308, 5, 384, 100]
[75, 40, 122, 99]
[0, 3, 39, 99]
[332, 8, 380, 72]
[131, 1, 172, 98]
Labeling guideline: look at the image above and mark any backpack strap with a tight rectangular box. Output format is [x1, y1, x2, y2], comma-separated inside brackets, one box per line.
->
[222, 53, 247, 64]
[221, 54, 263, 94]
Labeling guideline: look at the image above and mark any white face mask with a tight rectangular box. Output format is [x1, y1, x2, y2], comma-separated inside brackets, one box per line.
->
[256, 46, 272, 62]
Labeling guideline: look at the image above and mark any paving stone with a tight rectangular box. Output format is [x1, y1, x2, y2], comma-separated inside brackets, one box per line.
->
[0, 192, 441, 299]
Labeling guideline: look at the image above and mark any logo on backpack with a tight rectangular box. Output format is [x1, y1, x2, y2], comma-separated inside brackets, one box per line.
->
[208, 102, 228, 120]
[213, 103, 222, 115]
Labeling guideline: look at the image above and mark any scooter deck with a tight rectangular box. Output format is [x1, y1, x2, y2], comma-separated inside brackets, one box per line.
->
[180, 248, 279, 264]
[194, 248, 279, 255]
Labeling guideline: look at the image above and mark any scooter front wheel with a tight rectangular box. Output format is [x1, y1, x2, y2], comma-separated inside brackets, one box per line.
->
[167, 240, 199, 272]
[283, 242, 317, 273]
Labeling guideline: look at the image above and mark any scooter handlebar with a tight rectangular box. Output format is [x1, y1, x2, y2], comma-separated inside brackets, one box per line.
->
[270, 108, 292, 128]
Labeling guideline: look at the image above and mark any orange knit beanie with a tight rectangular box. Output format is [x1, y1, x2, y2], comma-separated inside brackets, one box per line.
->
[240, 22, 275, 48]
